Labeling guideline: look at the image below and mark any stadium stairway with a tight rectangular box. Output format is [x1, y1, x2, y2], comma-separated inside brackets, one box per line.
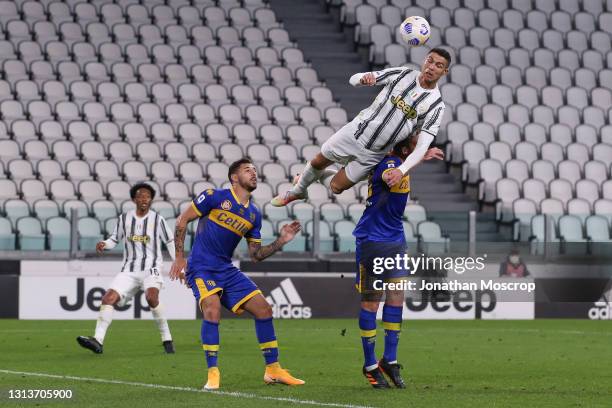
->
[410, 160, 510, 251]
[268, 0, 378, 117]
[269, 0, 511, 251]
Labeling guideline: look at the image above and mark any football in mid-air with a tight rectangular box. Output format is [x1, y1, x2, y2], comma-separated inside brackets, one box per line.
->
[399, 16, 430, 46]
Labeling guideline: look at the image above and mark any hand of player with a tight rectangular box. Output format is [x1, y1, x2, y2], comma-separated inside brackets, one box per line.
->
[169, 257, 186, 284]
[424, 147, 444, 161]
[95, 241, 106, 255]
[383, 168, 403, 188]
[360, 72, 376, 86]
[279, 220, 302, 244]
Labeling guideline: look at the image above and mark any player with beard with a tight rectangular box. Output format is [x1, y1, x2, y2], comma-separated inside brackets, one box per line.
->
[169, 158, 305, 390]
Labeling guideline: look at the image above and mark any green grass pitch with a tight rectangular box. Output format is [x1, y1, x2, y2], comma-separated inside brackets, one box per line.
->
[0, 319, 610, 407]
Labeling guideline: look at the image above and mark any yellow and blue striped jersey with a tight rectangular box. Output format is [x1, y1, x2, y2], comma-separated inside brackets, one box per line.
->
[353, 155, 409, 242]
[188, 187, 262, 270]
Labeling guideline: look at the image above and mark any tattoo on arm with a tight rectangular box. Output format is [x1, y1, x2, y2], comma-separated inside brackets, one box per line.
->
[249, 239, 283, 262]
[174, 221, 186, 259]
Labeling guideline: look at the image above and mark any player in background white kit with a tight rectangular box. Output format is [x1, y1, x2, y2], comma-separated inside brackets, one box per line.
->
[77, 183, 176, 354]
[271, 48, 450, 207]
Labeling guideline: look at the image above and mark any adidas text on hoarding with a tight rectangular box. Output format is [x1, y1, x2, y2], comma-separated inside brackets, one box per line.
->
[265, 278, 312, 319]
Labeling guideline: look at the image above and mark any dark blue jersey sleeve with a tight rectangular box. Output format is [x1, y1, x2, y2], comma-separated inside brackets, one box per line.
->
[192, 189, 220, 217]
[244, 207, 262, 243]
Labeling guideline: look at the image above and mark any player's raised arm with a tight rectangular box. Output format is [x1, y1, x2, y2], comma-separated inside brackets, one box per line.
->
[349, 67, 410, 87]
[248, 220, 301, 262]
[96, 214, 124, 254]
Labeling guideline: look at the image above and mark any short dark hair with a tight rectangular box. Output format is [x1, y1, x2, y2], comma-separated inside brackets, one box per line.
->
[392, 137, 413, 156]
[429, 47, 451, 67]
[130, 182, 156, 200]
[228, 158, 254, 181]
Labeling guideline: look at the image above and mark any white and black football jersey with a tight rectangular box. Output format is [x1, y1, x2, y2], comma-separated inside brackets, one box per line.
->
[352, 67, 445, 152]
[105, 210, 174, 273]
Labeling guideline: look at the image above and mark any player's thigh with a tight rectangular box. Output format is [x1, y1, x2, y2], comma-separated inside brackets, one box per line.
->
[188, 272, 224, 314]
[143, 269, 163, 300]
[344, 154, 383, 184]
[356, 243, 383, 301]
[320, 123, 360, 165]
[241, 293, 272, 319]
[108, 273, 141, 306]
[220, 270, 262, 315]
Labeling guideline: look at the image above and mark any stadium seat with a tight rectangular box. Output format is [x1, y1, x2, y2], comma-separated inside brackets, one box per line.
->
[417, 221, 449, 255]
[0, 217, 16, 250]
[17, 216, 45, 250]
[305, 219, 333, 252]
[334, 220, 356, 252]
[77, 217, 103, 251]
[47, 216, 71, 251]
[559, 215, 588, 254]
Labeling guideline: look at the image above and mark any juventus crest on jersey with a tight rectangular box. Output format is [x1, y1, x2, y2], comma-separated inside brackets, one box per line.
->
[352, 67, 445, 152]
[106, 210, 174, 273]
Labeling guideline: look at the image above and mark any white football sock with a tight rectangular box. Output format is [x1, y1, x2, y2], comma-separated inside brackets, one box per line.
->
[365, 363, 378, 372]
[151, 303, 172, 342]
[94, 304, 114, 344]
[290, 162, 322, 195]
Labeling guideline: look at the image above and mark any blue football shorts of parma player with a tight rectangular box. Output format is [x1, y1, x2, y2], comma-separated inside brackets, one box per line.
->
[186, 187, 262, 314]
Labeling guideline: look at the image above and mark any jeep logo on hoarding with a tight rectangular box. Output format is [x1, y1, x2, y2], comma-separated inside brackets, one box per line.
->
[405, 289, 497, 319]
[59, 278, 150, 318]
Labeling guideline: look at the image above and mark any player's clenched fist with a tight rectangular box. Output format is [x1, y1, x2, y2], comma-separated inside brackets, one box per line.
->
[95, 241, 106, 255]
[279, 220, 302, 244]
[382, 168, 404, 188]
[360, 72, 376, 86]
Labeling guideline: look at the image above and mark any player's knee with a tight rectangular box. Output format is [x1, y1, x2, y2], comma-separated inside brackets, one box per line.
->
[360, 301, 379, 313]
[102, 290, 119, 305]
[329, 180, 345, 194]
[202, 300, 221, 322]
[203, 307, 220, 322]
[145, 293, 159, 308]
[255, 302, 273, 319]
[310, 153, 331, 170]
[385, 290, 404, 307]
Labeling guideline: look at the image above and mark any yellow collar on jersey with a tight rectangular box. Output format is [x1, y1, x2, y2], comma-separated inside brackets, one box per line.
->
[230, 186, 250, 207]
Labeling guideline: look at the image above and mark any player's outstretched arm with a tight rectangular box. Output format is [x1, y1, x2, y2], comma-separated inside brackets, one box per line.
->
[349, 67, 408, 87]
[169, 204, 199, 282]
[248, 220, 302, 262]
[96, 215, 123, 255]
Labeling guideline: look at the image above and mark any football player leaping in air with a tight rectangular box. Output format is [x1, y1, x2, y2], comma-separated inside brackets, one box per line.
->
[271, 48, 450, 207]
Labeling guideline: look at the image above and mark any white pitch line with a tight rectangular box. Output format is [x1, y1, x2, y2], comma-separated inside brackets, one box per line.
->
[0, 369, 376, 408]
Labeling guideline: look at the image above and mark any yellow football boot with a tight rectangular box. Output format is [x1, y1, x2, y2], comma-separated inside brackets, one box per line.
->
[203, 367, 220, 390]
[263, 362, 305, 386]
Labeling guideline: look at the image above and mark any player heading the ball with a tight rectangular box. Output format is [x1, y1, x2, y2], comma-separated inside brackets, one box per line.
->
[169, 158, 305, 390]
[271, 48, 451, 207]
